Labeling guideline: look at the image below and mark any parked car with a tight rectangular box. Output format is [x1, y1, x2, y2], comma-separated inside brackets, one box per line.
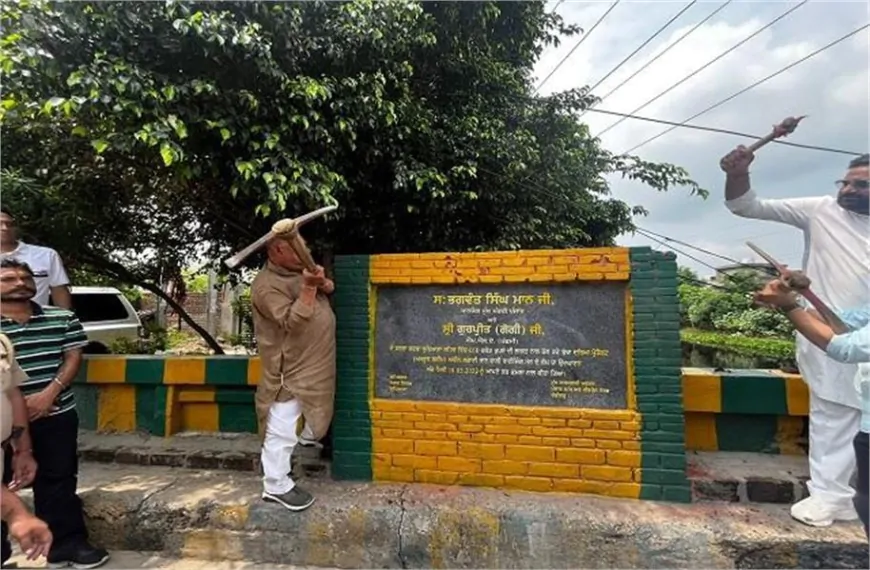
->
[69, 286, 143, 354]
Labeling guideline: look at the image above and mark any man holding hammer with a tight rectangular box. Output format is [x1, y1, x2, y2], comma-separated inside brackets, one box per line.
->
[722, 133, 869, 526]
[754, 275, 869, 537]
[251, 218, 336, 512]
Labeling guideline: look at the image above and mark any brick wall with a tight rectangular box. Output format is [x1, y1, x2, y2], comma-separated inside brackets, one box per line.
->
[331, 247, 691, 501]
[371, 400, 641, 497]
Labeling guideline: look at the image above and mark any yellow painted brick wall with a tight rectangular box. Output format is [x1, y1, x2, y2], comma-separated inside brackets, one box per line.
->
[368, 248, 638, 496]
[369, 248, 631, 284]
[371, 401, 641, 498]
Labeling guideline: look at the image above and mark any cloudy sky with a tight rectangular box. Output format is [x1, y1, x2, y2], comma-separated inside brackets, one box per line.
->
[534, 0, 869, 278]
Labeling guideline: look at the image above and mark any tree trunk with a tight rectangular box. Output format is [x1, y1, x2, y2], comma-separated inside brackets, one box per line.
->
[78, 250, 225, 354]
[136, 280, 225, 354]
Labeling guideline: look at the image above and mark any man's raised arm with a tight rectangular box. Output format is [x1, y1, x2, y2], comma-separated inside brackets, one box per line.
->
[720, 145, 824, 229]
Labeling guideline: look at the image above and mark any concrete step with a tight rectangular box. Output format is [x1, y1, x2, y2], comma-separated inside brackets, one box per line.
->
[18, 462, 866, 569]
[6, 549, 327, 569]
[688, 451, 810, 504]
[76, 430, 328, 479]
[79, 432, 814, 506]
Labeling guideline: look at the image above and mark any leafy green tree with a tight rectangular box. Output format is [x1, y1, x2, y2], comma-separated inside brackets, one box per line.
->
[1, 0, 706, 351]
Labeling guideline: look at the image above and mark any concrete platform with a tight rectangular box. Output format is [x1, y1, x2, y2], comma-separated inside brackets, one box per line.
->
[6, 549, 326, 569]
[17, 462, 867, 569]
[79, 431, 817, 505]
[688, 451, 810, 504]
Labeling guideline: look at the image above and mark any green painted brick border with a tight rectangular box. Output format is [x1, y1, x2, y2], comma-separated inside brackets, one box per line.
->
[136, 385, 168, 436]
[721, 372, 789, 415]
[630, 246, 691, 503]
[331, 254, 373, 480]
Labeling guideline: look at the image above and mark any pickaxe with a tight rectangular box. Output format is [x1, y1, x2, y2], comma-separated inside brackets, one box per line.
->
[746, 241, 848, 334]
[224, 204, 337, 271]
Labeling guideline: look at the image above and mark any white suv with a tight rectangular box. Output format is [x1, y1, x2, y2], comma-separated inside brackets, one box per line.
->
[69, 286, 142, 354]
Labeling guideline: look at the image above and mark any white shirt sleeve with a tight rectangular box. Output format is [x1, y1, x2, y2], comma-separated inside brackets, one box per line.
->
[725, 190, 827, 230]
[48, 249, 70, 287]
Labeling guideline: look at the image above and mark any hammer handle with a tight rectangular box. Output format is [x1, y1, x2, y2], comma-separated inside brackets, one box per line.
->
[800, 289, 850, 335]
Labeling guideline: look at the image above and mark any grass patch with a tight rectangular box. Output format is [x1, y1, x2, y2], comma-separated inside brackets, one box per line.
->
[681, 329, 795, 360]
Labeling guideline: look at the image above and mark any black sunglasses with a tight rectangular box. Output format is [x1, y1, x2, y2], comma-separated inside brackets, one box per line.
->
[836, 179, 870, 191]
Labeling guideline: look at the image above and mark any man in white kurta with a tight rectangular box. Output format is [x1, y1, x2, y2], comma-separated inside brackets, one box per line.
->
[720, 149, 869, 526]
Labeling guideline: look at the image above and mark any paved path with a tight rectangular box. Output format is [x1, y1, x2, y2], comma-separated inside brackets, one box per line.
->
[7, 550, 326, 569]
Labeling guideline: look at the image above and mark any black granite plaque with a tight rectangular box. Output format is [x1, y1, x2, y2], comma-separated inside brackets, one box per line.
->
[373, 282, 628, 408]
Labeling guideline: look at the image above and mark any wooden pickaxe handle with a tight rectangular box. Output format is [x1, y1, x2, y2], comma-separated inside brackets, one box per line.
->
[224, 204, 337, 270]
[746, 116, 806, 153]
[746, 241, 849, 334]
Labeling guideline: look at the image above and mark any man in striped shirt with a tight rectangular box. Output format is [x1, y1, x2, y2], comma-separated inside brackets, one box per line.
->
[0, 258, 109, 568]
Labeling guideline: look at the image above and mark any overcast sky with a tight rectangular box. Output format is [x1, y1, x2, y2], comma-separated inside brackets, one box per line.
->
[534, 0, 869, 278]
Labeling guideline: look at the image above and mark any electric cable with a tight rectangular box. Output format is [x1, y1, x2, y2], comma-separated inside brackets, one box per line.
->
[583, 108, 863, 156]
[634, 228, 766, 288]
[594, 0, 807, 139]
[589, 0, 733, 110]
[535, 0, 621, 93]
[578, 1, 697, 119]
[621, 22, 870, 155]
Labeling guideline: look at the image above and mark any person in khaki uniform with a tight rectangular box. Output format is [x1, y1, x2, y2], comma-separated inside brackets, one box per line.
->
[1, 333, 51, 562]
[251, 223, 336, 512]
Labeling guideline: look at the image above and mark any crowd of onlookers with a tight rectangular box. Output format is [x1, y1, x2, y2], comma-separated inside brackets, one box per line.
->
[0, 208, 110, 568]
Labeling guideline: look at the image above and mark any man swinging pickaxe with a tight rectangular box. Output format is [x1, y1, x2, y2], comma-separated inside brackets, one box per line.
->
[721, 114, 869, 528]
[224, 204, 337, 271]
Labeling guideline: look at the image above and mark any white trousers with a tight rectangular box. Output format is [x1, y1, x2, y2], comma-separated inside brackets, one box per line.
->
[262, 399, 311, 495]
[807, 391, 862, 506]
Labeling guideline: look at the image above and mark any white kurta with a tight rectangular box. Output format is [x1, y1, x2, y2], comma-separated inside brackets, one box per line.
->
[726, 190, 869, 407]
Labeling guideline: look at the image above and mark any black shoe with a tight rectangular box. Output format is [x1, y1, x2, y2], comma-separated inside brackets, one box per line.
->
[47, 542, 110, 569]
[262, 486, 315, 512]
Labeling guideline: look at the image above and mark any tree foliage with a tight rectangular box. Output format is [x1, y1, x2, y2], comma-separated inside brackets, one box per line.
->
[678, 268, 794, 339]
[1, 0, 706, 350]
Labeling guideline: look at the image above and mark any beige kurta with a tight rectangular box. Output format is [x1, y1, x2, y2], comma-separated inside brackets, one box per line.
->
[251, 261, 336, 441]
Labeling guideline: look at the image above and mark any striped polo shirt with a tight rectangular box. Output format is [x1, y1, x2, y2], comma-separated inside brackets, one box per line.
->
[0, 302, 88, 416]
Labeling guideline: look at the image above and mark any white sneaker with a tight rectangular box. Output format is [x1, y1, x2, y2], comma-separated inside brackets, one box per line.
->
[790, 495, 859, 527]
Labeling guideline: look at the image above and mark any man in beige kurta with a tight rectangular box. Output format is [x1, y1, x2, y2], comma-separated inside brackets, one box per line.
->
[251, 227, 335, 512]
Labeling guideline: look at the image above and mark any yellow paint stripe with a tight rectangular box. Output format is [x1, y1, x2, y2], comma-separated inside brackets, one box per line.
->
[178, 387, 217, 403]
[776, 415, 807, 455]
[97, 385, 137, 432]
[775, 371, 809, 416]
[164, 385, 180, 437]
[164, 358, 206, 385]
[247, 358, 261, 386]
[86, 358, 127, 384]
[181, 403, 219, 432]
[682, 371, 721, 413]
[684, 413, 718, 451]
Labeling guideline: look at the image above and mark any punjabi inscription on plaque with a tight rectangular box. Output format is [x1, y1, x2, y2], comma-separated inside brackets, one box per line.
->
[373, 282, 628, 408]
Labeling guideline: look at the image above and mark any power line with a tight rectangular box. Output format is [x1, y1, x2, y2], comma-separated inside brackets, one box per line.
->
[634, 228, 731, 276]
[584, 108, 863, 156]
[589, 0, 733, 111]
[594, 0, 807, 139]
[578, 1, 697, 119]
[621, 22, 870, 155]
[635, 226, 746, 267]
[535, 0, 621, 94]
[634, 228, 767, 290]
